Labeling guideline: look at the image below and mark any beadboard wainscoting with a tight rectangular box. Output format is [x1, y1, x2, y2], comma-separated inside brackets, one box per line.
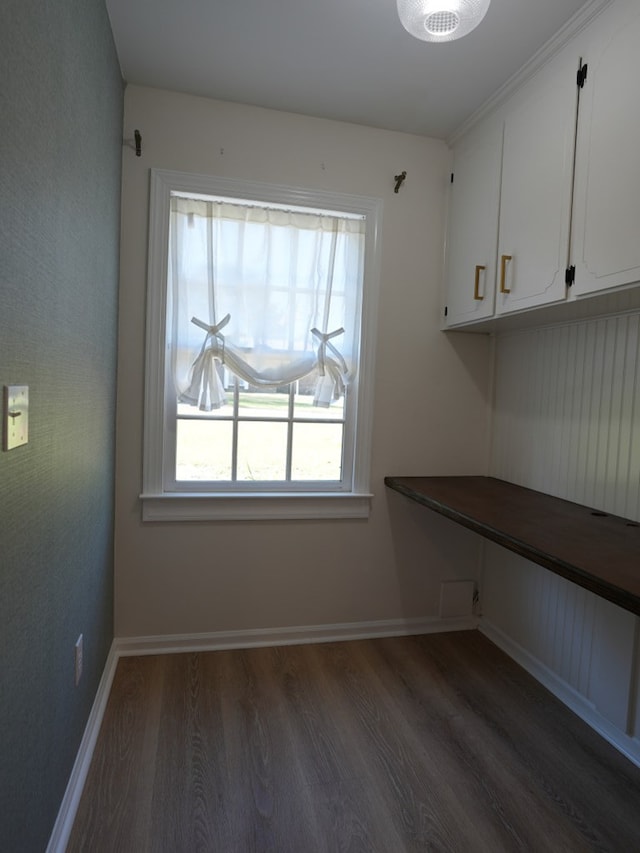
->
[483, 313, 640, 765]
[490, 313, 640, 512]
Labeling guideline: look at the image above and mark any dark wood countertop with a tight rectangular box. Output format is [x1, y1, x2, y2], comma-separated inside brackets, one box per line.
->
[384, 476, 640, 617]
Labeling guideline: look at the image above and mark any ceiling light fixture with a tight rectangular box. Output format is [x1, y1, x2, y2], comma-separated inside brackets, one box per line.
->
[397, 0, 491, 42]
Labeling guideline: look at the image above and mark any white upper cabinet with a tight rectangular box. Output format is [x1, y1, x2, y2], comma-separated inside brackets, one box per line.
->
[495, 46, 579, 316]
[441, 0, 640, 329]
[444, 120, 502, 328]
[571, 0, 640, 298]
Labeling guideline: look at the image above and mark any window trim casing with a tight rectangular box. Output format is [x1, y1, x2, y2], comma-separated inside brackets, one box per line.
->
[141, 169, 382, 521]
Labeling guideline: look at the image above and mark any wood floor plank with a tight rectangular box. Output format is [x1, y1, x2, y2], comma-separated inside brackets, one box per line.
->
[217, 647, 321, 852]
[369, 635, 592, 851]
[265, 643, 406, 852]
[348, 637, 527, 852]
[68, 655, 165, 852]
[422, 631, 640, 851]
[68, 631, 640, 852]
[310, 639, 481, 851]
[148, 651, 224, 851]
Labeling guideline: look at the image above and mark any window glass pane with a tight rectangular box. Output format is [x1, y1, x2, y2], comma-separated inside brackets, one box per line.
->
[237, 421, 288, 481]
[176, 419, 233, 481]
[237, 387, 290, 420]
[291, 423, 343, 481]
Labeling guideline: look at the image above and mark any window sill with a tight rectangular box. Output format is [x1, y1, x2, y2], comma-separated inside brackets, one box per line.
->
[140, 492, 373, 521]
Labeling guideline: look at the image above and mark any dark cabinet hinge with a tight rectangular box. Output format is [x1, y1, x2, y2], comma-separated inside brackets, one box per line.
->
[444, 306, 448, 317]
[565, 265, 576, 286]
[577, 63, 588, 88]
[450, 173, 454, 183]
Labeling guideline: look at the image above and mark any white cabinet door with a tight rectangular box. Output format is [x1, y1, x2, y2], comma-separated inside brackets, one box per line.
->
[444, 121, 502, 328]
[496, 47, 579, 316]
[572, 0, 640, 297]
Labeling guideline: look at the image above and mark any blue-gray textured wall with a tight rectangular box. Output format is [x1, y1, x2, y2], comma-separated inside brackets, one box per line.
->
[0, 1, 123, 849]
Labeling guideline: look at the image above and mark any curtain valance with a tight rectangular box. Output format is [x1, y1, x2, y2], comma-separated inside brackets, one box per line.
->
[168, 194, 365, 410]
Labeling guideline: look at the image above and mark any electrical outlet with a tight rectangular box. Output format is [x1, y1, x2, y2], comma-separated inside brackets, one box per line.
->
[75, 634, 83, 686]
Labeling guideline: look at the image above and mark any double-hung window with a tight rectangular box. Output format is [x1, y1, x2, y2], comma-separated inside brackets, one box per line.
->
[142, 169, 382, 520]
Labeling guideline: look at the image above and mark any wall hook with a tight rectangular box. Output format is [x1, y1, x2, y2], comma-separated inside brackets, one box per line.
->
[394, 171, 407, 193]
[124, 130, 142, 156]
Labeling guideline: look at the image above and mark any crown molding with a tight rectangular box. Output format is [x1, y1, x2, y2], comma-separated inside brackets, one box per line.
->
[448, 0, 612, 146]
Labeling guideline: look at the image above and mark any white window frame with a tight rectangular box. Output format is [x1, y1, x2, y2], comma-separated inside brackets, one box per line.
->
[141, 169, 382, 521]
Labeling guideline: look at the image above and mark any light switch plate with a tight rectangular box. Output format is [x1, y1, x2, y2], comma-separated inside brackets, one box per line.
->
[3, 385, 29, 451]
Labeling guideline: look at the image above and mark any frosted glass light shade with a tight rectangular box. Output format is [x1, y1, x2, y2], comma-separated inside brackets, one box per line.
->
[397, 0, 491, 42]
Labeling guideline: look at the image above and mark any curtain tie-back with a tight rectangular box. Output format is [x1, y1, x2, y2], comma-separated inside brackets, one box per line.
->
[311, 327, 347, 376]
[180, 315, 232, 411]
[192, 313, 231, 338]
[191, 314, 231, 360]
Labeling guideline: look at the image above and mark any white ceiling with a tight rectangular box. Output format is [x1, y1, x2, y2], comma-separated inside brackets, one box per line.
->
[105, 0, 593, 140]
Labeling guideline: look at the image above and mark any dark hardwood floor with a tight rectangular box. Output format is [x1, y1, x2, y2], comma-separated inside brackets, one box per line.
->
[68, 631, 640, 852]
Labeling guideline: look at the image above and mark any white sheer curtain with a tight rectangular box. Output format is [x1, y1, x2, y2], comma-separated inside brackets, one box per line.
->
[167, 195, 365, 410]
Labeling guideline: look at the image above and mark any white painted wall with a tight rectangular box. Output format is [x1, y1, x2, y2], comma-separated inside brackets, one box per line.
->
[114, 85, 491, 639]
[484, 316, 640, 763]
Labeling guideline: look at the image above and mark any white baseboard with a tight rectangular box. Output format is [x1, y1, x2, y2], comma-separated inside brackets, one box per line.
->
[480, 620, 640, 770]
[46, 641, 119, 853]
[115, 614, 479, 657]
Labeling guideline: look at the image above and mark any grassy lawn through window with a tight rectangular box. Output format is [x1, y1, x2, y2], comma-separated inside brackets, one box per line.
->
[176, 391, 344, 482]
